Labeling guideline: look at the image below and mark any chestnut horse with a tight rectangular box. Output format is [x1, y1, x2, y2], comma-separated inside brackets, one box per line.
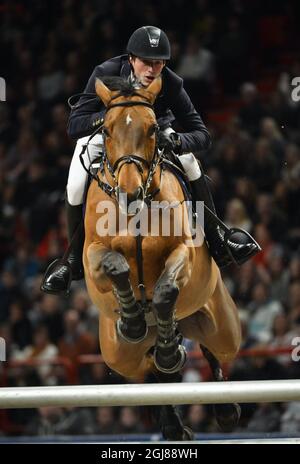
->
[83, 76, 241, 440]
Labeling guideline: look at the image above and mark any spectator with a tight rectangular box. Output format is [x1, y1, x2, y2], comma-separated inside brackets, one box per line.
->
[224, 198, 253, 232]
[260, 117, 285, 162]
[115, 406, 145, 434]
[9, 300, 33, 350]
[238, 83, 267, 136]
[0, 271, 23, 323]
[55, 407, 95, 435]
[256, 246, 289, 304]
[281, 403, 300, 433]
[58, 309, 97, 363]
[185, 404, 212, 433]
[25, 407, 64, 436]
[12, 325, 58, 385]
[176, 34, 215, 109]
[253, 223, 276, 269]
[92, 407, 118, 435]
[71, 289, 98, 337]
[31, 294, 64, 344]
[247, 282, 283, 343]
[246, 403, 281, 432]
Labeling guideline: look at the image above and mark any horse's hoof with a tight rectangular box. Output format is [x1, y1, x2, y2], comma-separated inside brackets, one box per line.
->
[181, 425, 195, 441]
[153, 344, 186, 374]
[162, 425, 194, 441]
[182, 426, 194, 441]
[116, 319, 148, 344]
[213, 402, 241, 432]
[159, 406, 190, 441]
[153, 404, 194, 441]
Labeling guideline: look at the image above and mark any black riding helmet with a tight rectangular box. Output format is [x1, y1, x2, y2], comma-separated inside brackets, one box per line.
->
[127, 26, 171, 60]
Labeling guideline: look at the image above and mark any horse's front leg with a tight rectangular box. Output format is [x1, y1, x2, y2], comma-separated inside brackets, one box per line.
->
[152, 243, 191, 374]
[87, 243, 147, 343]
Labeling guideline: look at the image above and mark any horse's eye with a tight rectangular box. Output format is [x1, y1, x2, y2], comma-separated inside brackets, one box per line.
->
[103, 127, 110, 137]
[148, 125, 157, 137]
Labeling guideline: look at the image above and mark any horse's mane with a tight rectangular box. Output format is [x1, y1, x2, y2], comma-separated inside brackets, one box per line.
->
[101, 76, 138, 97]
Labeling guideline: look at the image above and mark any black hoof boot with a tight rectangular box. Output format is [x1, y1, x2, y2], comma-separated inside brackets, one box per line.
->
[153, 344, 186, 374]
[116, 317, 148, 344]
[213, 402, 241, 432]
[40, 259, 72, 296]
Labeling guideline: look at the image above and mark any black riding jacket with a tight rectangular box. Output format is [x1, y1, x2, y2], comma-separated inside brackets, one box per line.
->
[68, 55, 211, 154]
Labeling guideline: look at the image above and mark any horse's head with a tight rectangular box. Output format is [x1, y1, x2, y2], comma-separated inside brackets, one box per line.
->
[95, 76, 162, 215]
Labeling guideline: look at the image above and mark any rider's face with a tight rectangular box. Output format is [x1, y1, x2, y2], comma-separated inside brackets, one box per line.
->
[130, 56, 165, 87]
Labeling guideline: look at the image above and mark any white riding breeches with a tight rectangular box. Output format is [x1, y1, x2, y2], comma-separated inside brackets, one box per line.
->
[67, 134, 104, 206]
[66, 131, 201, 206]
[178, 152, 201, 181]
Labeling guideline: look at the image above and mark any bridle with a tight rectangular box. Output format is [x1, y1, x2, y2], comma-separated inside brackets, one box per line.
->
[79, 92, 165, 205]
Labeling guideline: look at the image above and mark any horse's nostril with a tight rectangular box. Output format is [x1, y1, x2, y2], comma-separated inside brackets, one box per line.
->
[136, 186, 145, 201]
[127, 187, 144, 204]
[116, 187, 145, 216]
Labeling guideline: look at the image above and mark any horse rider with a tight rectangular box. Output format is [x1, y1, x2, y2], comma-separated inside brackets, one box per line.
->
[41, 26, 260, 295]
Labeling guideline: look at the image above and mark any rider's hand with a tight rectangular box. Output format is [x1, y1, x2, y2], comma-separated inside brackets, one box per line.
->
[157, 131, 182, 154]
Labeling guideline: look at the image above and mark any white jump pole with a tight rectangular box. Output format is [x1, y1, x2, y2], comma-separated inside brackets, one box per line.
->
[1, 380, 300, 409]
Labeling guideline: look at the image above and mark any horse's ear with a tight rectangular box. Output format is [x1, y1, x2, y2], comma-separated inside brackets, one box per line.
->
[144, 76, 162, 103]
[95, 78, 112, 106]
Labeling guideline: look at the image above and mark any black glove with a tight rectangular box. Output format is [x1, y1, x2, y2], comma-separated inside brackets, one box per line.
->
[157, 131, 182, 154]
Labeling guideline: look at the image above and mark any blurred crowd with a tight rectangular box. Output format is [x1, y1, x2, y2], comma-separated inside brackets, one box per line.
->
[1, 0, 300, 437]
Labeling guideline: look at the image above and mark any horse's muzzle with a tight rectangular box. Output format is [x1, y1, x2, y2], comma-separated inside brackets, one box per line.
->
[116, 187, 145, 216]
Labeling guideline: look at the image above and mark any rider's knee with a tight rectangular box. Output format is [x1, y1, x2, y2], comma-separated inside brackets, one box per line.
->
[66, 184, 85, 206]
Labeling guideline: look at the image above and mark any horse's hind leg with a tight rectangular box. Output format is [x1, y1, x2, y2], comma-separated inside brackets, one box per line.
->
[152, 244, 191, 374]
[87, 244, 147, 342]
[148, 371, 194, 441]
[200, 344, 241, 432]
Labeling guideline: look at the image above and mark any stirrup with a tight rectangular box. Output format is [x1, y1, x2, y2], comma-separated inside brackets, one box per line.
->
[223, 227, 261, 265]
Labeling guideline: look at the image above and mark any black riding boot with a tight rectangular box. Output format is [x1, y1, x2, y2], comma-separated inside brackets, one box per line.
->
[41, 198, 84, 296]
[190, 174, 260, 268]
